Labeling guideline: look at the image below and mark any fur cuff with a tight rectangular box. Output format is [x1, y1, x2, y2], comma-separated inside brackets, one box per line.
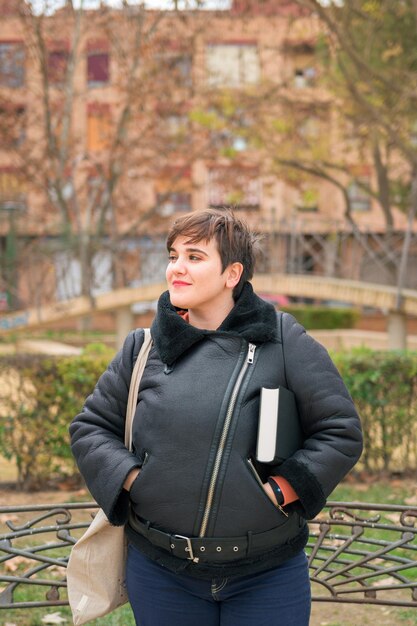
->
[277, 457, 326, 520]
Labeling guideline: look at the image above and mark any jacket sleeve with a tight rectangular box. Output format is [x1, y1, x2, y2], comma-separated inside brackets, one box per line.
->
[276, 313, 363, 519]
[69, 329, 145, 525]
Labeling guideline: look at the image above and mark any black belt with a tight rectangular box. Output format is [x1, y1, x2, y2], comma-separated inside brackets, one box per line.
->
[128, 511, 302, 563]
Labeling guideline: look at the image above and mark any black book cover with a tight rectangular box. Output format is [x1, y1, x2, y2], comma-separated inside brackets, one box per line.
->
[255, 386, 303, 464]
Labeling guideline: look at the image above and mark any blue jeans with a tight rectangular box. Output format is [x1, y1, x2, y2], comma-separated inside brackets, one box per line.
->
[126, 545, 311, 626]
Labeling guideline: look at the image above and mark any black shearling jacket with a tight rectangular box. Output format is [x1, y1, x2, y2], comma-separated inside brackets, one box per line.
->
[69, 282, 363, 579]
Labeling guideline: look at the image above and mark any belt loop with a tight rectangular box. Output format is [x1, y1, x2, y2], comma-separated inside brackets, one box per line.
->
[146, 520, 151, 530]
[246, 531, 253, 557]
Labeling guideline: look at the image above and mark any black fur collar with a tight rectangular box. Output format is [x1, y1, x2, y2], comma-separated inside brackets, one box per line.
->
[151, 282, 279, 365]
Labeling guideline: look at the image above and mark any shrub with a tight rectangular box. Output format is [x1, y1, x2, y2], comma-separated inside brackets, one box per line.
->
[0, 345, 416, 488]
[333, 349, 417, 473]
[281, 305, 359, 330]
[0, 345, 114, 489]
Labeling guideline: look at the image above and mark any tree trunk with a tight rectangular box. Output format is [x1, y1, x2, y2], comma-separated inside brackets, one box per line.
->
[396, 167, 417, 306]
[372, 139, 393, 235]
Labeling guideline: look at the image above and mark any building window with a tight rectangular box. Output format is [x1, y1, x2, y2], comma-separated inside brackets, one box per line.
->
[155, 166, 192, 216]
[208, 167, 261, 210]
[47, 42, 69, 84]
[0, 168, 26, 210]
[133, 237, 167, 290]
[283, 38, 318, 89]
[210, 128, 248, 154]
[294, 66, 316, 88]
[87, 53, 109, 86]
[164, 114, 189, 137]
[298, 114, 324, 143]
[87, 174, 109, 212]
[156, 192, 192, 216]
[87, 103, 112, 151]
[55, 250, 112, 300]
[348, 179, 371, 211]
[0, 41, 25, 88]
[296, 187, 319, 212]
[158, 112, 190, 150]
[87, 40, 110, 88]
[155, 41, 193, 88]
[163, 54, 192, 88]
[0, 105, 25, 147]
[197, 106, 252, 155]
[171, 55, 192, 87]
[206, 42, 260, 87]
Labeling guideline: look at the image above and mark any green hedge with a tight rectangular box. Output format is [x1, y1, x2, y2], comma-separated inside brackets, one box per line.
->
[0, 346, 416, 489]
[0, 344, 115, 489]
[281, 305, 359, 329]
[333, 348, 417, 473]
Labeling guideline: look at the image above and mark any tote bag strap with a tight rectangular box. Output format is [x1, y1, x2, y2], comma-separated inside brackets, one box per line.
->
[276, 311, 289, 389]
[124, 328, 153, 451]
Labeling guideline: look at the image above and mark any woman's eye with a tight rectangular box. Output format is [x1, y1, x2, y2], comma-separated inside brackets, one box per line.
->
[189, 255, 201, 261]
[168, 255, 177, 262]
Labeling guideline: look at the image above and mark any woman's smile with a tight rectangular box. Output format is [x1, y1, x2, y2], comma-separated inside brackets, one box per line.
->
[166, 235, 242, 328]
[172, 280, 192, 287]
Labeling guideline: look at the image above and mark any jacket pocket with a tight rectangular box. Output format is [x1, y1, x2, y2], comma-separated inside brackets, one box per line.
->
[129, 451, 150, 503]
[246, 457, 288, 517]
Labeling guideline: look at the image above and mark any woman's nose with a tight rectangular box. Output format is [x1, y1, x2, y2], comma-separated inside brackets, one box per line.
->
[173, 258, 186, 274]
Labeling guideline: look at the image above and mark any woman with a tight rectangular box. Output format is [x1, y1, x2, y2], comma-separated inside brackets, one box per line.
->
[70, 209, 362, 626]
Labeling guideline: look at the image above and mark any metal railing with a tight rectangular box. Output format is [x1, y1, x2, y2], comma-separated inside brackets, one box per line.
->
[1, 501, 416, 610]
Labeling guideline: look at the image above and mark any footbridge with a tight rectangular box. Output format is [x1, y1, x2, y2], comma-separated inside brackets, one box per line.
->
[1, 274, 416, 349]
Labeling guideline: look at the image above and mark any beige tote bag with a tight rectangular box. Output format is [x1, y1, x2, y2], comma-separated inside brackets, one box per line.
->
[67, 329, 152, 626]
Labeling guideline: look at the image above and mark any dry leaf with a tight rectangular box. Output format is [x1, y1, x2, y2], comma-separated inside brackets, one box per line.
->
[5, 555, 32, 571]
[41, 612, 67, 624]
[49, 565, 67, 577]
[377, 576, 397, 586]
[0, 514, 19, 524]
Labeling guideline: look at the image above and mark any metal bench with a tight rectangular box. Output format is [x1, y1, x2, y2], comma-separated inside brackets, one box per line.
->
[1, 501, 416, 610]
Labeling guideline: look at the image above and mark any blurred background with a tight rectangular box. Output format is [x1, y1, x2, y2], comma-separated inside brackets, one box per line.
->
[0, 0, 416, 527]
[1, 8, 416, 622]
[0, 0, 417, 350]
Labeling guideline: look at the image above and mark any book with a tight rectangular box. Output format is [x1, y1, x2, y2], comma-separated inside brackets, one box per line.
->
[255, 386, 303, 464]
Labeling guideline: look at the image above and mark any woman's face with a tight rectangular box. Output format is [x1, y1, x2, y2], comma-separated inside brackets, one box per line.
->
[166, 236, 241, 317]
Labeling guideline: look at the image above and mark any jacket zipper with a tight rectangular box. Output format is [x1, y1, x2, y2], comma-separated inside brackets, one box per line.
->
[198, 342, 256, 537]
[142, 451, 149, 467]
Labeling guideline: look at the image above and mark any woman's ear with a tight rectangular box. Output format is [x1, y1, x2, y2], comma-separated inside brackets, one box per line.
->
[225, 262, 244, 289]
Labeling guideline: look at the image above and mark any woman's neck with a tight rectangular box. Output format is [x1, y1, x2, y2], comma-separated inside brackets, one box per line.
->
[188, 298, 235, 330]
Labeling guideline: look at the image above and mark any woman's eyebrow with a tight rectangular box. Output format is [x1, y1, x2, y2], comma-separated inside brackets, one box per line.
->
[169, 246, 209, 257]
[185, 247, 209, 256]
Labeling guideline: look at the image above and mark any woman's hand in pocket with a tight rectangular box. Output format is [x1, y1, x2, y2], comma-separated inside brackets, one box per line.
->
[263, 480, 277, 505]
[123, 468, 141, 492]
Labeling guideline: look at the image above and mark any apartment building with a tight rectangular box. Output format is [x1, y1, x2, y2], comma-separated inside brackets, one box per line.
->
[0, 0, 415, 311]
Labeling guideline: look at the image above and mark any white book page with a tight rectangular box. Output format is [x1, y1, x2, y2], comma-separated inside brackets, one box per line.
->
[256, 387, 279, 463]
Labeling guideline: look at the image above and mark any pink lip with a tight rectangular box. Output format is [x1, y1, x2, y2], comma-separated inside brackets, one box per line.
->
[172, 280, 191, 286]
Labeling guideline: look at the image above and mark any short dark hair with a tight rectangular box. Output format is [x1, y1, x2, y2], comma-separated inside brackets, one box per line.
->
[166, 208, 260, 298]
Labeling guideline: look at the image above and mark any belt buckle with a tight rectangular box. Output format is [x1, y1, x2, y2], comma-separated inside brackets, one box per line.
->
[174, 534, 199, 563]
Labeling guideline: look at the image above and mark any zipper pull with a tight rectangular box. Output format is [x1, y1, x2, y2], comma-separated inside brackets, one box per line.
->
[275, 502, 289, 518]
[247, 343, 256, 364]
